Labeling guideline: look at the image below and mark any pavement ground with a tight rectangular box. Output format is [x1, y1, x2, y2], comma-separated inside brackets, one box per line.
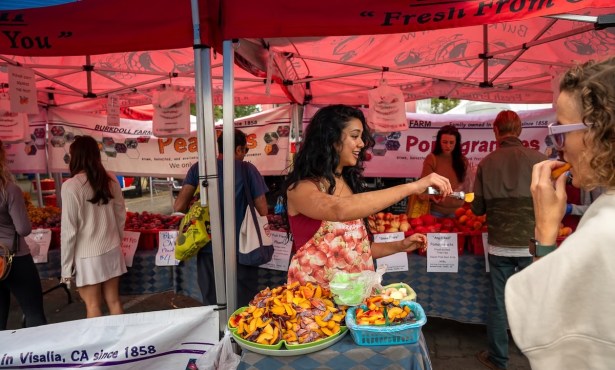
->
[7, 183, 531, 370]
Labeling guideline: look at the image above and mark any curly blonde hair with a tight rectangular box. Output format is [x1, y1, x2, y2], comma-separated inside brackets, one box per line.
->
[559, 57, 615, 189]
[0, 141, 15, 199]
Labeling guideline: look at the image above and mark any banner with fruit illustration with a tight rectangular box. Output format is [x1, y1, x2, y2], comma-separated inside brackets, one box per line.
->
[45, 107, 290, 177]
[6, 111, 47, 174]
[304, 105, 556, 178]
[0, 306, 218, 369]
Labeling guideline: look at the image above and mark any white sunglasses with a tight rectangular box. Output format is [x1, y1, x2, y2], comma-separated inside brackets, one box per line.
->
[547, 122, 590, 150]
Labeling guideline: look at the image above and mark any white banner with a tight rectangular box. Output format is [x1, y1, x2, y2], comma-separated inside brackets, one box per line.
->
[0, 307, 219, 369]
[47, 107, 290, 177]
[304, 105, 555, 178]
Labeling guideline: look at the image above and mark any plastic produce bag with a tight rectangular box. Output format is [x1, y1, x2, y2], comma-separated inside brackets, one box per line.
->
[196, 330, 240, 370]
[329, 265, 387, 306]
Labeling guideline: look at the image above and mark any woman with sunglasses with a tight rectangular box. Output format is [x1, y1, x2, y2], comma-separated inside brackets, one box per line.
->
[505, 57, 615, 368]
[419, 125, 471, 218]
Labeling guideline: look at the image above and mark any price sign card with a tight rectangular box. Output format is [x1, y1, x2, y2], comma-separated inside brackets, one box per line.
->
[427, 233, 459, 273]
[121, 231, 140, 267]
[26, 228, 51, 264]
[155, 230, 180, 266]
[374, 232, 409, 272]
[259, 230, 292, 271]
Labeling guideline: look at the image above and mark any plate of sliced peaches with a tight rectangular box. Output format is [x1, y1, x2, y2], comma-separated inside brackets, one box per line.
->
[228, 282, 348, 356]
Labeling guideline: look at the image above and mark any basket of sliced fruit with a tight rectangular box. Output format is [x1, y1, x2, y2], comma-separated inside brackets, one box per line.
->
[345, 296, 426, 346]
[379, 282, 417, 302]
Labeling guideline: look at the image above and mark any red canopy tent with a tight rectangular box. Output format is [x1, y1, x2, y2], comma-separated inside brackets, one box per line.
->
[0, 0, 612, 318]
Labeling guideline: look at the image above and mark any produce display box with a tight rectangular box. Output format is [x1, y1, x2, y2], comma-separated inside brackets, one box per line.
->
[32, 179, 55, 191]
[346, 301, 427, 346]
[466, 231, 485, 255]
[127, 229, 160, 250]
[43, 194, 58, 207]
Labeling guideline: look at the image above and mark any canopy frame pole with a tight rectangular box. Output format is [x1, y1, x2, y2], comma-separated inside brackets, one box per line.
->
[191, 0, 228, 331]
[222, 40, 238, 314]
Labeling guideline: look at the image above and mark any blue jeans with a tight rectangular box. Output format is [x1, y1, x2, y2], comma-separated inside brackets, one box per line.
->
[486, 254, 532, 369]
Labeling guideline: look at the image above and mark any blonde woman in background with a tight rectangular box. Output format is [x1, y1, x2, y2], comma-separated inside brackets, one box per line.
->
[61, 136, 126, 318]
[0, 141, 47, 330]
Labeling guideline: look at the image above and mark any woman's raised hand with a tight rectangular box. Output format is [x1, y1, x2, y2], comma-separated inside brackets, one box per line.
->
[413, 172, 452, 197]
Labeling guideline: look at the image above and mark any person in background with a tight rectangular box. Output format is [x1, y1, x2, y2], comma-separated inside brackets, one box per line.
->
[471, 110, 547, 370]
[0, 141, 47, 330]
[173, 129, 268, 308]
[506, 57, 615, 369]
[420, 125, 470, 218]
[61, 136, 127, 318]
[282, 105, 451, 288]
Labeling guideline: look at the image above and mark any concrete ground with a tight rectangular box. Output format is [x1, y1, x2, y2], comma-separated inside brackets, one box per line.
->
[8, 183, 531, 370]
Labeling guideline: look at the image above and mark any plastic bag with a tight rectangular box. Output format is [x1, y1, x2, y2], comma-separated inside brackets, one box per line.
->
[196, 330, 240, 370]
[274, 196, 285, 215]
[329, 265, 387, 306]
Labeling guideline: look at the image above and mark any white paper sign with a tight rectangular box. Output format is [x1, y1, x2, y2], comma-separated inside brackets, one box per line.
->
[106, 95, 120, 127]
[0, 306, 218, 369]
[153, 98, 190, 137]
[155, 230, 180, 266]
[374, 232, 409, 272]
[427, 233, 459, 273]
[259, 230, 292, 271]
[121, 230, 140, 267]
[482, 232, 490, 273]
[7, 65, 38, 114]
[25, 228, 51, 264]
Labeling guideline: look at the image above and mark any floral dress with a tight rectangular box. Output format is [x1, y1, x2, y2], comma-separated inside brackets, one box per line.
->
[287, 218, 375, 288]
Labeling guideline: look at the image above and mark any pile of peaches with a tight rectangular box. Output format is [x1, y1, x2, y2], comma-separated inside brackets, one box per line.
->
[367, 207, 487, 236]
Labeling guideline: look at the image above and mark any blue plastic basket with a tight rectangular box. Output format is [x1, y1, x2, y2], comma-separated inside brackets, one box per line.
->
[346, 301, 427, 346]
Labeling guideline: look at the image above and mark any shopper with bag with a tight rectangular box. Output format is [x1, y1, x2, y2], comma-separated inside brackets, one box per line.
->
[0, 141, 47, 330]
[282, 105, 452, 288]
[174, 129, 268, 307]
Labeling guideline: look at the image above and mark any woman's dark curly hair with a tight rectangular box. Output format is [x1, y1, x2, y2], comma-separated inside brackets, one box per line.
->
[282, 104, 375, 218]
[69, 135, 115, 205]
[559, 57, 615, 189]
[432, 124, 466, 183]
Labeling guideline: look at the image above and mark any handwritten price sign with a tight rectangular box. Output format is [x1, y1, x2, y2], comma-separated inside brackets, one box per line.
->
[155, 230, 179, 266]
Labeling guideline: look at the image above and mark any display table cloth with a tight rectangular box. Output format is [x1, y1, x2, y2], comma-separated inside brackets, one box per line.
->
[238, 332, 432, 370]
[36, 249, 174, 294]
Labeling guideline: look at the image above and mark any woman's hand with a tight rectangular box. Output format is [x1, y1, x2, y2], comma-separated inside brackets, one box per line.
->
[412, 173, 452, 197]
[530, 160, 568, 244]
[398, 233, 427, 253]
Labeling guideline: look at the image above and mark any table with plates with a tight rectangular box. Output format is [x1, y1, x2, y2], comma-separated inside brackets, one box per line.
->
[238, 331, 432, 370]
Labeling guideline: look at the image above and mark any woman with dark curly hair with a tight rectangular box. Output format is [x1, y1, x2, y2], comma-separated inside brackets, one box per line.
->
[420, 124, 470, 218]
[283, 104, 452, 288]
[505, 57, 615, 369]
[61, 135, 126, 318]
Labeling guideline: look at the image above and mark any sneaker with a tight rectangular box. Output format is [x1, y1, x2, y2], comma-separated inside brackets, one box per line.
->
[476, 350, 506, 370]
